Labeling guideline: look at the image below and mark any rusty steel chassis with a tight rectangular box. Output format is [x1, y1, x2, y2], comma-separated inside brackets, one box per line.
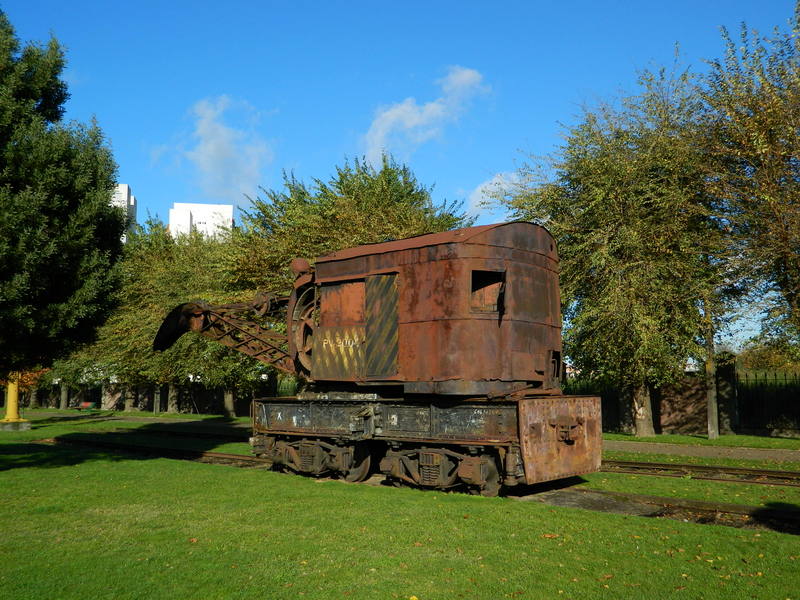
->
[250, 431, 510, 497]
[249, 397, 524, 496]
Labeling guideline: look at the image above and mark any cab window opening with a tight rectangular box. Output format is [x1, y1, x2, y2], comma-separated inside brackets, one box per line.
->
[470, 270, 505, 313]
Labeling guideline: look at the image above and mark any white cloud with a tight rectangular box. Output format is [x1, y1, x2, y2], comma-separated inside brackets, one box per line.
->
[184, 95, 273, 205]
[467, 172, 517, 225]
[148, 143, 169, 166]
[438, 65, 484, 98]
[364, 66, 489, 164]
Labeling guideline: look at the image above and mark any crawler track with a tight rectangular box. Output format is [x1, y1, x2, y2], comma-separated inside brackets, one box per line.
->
[602, 459, 800, 487]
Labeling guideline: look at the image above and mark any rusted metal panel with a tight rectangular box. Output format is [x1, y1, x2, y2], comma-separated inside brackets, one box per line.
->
[382, 403, 518, 442]
[518, 395, 602, 484]
[156, 222, 563, 394]
[309, 223, 563, 394]
[314, 224, 501, 265]
[253, 398, 519, 444]
[382, 405, 430, 433]
[319, 281, 364, 327]
[314, 222, 558, 271]
[254, 401, 373, 437]
[312, 325, 365, 380]
[313, 282, 366, 380]
[365, 274, 399, 378]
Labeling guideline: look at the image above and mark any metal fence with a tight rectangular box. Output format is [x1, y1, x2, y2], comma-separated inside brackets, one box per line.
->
[563, 370, 800, 433]
[563, 376, 623, 431]
[736, 371, 800, 431]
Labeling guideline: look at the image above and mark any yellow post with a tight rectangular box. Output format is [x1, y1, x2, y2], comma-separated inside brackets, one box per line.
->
[1, 377, 30, 430]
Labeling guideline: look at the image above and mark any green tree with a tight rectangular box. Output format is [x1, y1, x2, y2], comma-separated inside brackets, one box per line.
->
[229, 155, 473, 292]
[0, 11, 124, 376]
[737, 333, 800, 371]
[501, 69, 726, 436]
[50, 221, 267, 411]
[53, 157, 468, 413]
[701, 11, 800, 333]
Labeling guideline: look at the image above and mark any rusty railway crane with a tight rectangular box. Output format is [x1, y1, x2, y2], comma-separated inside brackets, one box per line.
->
[154, 222, 601, 495]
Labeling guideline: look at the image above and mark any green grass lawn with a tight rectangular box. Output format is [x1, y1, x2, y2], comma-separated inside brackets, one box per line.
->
[604, 432, 800, 450]
[2, 418, 800, 599]
[5, 410, 247, 439]
[604, 449, 800, 472]
[578, 470, 800, 509]
[17, 407, 252, 423]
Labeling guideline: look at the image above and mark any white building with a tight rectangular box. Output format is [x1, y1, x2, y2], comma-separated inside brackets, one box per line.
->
[168, 203, 234, 238]
[111, 184, 137, 241]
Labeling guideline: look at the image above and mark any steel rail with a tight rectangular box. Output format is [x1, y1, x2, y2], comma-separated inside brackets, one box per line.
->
[46, 437, 269, 466]
[602, 459, 800, 487]
[43, 437, 800, 531]
[565, 487, 800, 528]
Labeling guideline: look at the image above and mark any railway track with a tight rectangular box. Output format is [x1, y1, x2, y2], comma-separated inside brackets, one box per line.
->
[47, 437, 265, 465]
[602, 459, 800, 487]
[43, 436, 800, 533]
[53, 426, 800, 486]
[527, 487, 800, 534]
[56, 429, 800, 487]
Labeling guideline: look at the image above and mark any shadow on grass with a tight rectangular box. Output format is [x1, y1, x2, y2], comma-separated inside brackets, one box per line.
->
[504, 475, 589, 498]
[750, 502, 800, 535]
[0, 415, 250, 472]
[502, 476, 587, 498]
[31, 414, 118, 427]
[0, 442, 142, 471]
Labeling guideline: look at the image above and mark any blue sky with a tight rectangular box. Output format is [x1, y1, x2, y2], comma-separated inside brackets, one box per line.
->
[3, 1, 797, 227]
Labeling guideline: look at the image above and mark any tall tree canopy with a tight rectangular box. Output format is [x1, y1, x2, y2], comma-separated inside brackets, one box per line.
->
[51, 157, 468, 400]
[230, 155, 473, 292]
[499, 5, 800, 435]
[0, 11, 124, 376]
[701, 12, 800, 337]
[501, 70, 726, 436]
[50, 222, 265, 392]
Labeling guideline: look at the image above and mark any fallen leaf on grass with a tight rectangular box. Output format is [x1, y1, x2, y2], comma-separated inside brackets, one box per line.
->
[541, 534, 559, 539]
